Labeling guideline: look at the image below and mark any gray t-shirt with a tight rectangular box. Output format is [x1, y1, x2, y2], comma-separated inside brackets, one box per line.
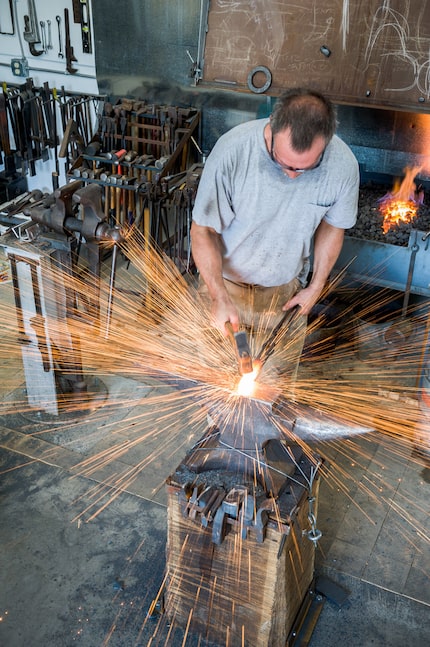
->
[192, 118, 359, 287]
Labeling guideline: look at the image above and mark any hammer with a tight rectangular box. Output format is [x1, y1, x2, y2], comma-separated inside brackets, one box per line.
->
[225, 322, 253, 375]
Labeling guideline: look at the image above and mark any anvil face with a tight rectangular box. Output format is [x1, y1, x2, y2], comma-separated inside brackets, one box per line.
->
[148, 369, 373, 494]
[205, 380, 373, 453]
[152, 369, 373, 452]
[206, 388, 291, 451]
[188, 378, 373, 496]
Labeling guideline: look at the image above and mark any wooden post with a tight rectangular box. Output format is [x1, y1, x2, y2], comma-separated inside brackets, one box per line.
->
[165, 458, 320, 646]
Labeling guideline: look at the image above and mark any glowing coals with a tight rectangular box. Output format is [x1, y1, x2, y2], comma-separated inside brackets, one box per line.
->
[379, 165, 423, 233]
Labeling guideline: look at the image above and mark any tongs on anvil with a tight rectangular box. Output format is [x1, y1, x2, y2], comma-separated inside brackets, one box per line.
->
[225, 322, 253, 375]
[254, 305, 301, 369]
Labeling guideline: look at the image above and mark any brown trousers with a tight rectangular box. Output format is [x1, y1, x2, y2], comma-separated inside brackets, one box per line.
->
[198, 277, 307, 383]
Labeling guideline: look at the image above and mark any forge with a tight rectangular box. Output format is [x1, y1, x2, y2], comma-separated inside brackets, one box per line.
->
[336, 177, 430, 299]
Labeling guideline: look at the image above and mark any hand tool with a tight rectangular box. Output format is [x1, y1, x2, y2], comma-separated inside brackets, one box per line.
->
[401, 230, 419, 318]
[254, 305, 301, 371]
[0, 91, 11, 160]
[23, 0, 43, 56]
[39, 82, 53, 161]
[127, 184, 136, 225]
[46, 20, 53, 49]
[83, 140, 101, 157]
[124, 150, 138, 163]
[99, 170, 111, 182]
[58, 118, 85, 160]
[225, 322, 253, 375]
[136, 154, 156, 167]
[40, 20, 47, 53]
[106, 149, 127, 163]
[72, 0, 92, 54]
[64, 9, 78, 74]
[56, 16, 64, 58]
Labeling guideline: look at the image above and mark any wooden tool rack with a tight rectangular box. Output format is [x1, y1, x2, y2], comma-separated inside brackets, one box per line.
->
[67, 103, 201, 269]
[68, 103, 200, 185]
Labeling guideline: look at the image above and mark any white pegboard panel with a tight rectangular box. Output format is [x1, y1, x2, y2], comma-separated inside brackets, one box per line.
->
[0, 0, 98, 94]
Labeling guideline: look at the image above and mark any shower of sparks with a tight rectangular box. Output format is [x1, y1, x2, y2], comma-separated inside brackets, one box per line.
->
[0, 227, 429, 644]
[236, 369, 259, 397]
[379, 165, 423, 232]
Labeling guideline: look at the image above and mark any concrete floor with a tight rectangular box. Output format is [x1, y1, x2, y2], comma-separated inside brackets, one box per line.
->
[0, 243, 430, 647]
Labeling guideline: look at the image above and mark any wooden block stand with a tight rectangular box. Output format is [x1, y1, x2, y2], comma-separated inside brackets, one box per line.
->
[165, 462, 320, 647]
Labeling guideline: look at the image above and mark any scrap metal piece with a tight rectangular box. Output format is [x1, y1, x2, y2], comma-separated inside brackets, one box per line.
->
[247, 65, 272, 94]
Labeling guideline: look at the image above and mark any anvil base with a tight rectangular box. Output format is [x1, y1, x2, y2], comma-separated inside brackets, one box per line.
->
[164, 433, 321, 647]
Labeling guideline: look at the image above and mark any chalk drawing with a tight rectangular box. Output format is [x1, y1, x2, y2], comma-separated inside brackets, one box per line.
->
[303, 2, 335, 44]
[364, 0, 430, 97]
[205, 0, 430, 106]
[207, 0, 288, 69]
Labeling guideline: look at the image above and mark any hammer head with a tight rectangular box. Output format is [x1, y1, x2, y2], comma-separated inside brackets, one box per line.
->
[225, 323, 253, 375]
[234, 331, 253, 375]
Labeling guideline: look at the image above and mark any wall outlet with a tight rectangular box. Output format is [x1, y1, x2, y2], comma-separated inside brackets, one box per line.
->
[11, 58, 29, 77]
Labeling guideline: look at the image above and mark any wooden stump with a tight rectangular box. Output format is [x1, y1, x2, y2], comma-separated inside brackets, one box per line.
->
[165, 463, 320, 646]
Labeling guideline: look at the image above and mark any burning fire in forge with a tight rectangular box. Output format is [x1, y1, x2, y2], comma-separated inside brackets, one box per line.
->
[378, 166, 424, 233]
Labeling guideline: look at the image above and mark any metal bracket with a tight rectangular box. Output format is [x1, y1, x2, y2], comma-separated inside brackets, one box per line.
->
[191, 0, 210, 85]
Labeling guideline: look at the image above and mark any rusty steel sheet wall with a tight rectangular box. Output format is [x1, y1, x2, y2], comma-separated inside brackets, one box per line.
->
[91, 1, 430, 179]
[93, 0, 201, 88]
[201, 0, 430, 113]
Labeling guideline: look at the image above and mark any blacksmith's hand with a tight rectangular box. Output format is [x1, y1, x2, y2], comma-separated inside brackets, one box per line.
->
[283, 284, 323, 316]
[211, 295, 240, 336]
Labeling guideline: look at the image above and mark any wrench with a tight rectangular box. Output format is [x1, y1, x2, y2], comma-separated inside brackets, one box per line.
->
[40, 21, 46, 53]
[56, 15, 64, 58]
[23, 0, 43, 56]
[47, 19, 53, 50]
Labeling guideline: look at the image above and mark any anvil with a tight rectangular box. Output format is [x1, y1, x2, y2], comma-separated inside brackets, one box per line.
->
[151, 371, 373, 496]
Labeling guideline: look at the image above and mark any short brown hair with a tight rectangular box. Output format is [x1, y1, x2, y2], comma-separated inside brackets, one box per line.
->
[270, 88, 337, 151]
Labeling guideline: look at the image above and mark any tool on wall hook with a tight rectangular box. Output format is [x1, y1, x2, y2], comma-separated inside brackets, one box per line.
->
[40, 20, 47, 53]
[64, 8, 78, 74]
[23, 0, 43, 56]
[79, 0, 92, 54]
[56, 15, 64, 58]
[46, 19, 53, 50]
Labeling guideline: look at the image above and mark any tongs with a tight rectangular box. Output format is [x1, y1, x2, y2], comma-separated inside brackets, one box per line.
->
[254, 305, 301, 369]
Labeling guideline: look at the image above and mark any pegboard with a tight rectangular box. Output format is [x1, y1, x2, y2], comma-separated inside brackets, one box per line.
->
[200, 0, 430, 113]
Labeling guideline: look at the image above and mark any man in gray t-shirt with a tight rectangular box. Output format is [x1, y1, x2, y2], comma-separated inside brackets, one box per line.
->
[191, 88, 359, 379]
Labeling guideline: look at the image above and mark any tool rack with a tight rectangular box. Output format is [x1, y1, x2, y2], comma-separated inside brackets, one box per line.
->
[0, 80, 104, 179]
[68, 102, 200, 183]
[67, 102, 202, 270]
